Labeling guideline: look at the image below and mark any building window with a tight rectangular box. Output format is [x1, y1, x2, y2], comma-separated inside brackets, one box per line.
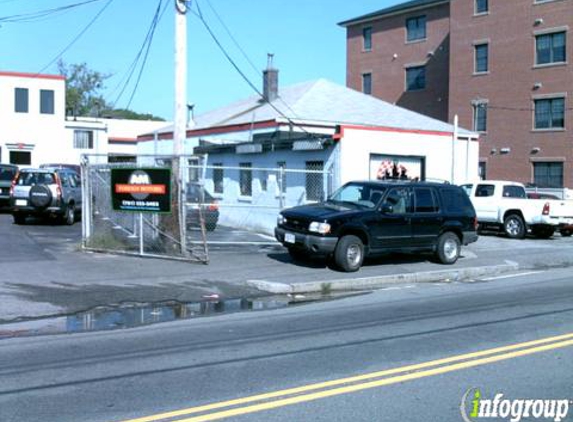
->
[306, 161, 324, 201]
[533, 162, 563, 188]
[536, 32, 566, 65]
[406, 66, 426, 91]
[475, 0, 488, 14]
[362, 73, 372, 95]
[10, 151, 31, 165]
[213, 163, 223, 194]
[534, 97, 565, 129]
[473, 103, 488, 132]
[73, 130, 94, 149]
[40, 90, 55, 114]
[363, 27, 372, 51]
[406, 15, 426, 42]
[15, 88, 29, 113]
[474, 43, 489, 73]
[239, 163, 252, 197]
[277, 161, 287, 194]
[478, 161, 487, 180]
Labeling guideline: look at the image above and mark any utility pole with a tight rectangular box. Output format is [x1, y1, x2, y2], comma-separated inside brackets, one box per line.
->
[174, 0, 187, 254]
[174, 0, 187, 156]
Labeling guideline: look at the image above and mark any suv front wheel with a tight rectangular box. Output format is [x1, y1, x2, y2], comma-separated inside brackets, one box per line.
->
[334, 235, 364, 272]
[435, 232, 460, 265]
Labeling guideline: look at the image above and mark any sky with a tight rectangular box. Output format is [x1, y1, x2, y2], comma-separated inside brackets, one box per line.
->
[0, 0, 401, 120]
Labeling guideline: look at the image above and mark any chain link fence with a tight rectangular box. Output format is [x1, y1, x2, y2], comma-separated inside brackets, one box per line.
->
[81, 154, 209, 263]
[80, 154, 333, 258]
[185, 161, 334, 242]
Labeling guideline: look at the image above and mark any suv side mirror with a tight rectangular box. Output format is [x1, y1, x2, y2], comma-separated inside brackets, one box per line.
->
[381, 203, 393, 214]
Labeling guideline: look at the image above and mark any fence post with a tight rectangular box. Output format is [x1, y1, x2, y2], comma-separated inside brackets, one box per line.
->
[278, 166, 285, 209]
[139, 212, 144, 256]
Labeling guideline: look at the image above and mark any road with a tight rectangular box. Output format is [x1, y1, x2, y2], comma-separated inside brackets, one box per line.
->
[1, 267, 573, 422]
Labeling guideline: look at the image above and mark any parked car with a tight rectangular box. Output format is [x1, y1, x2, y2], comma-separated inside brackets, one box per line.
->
[0, 164, 18, 209]
[185, 183, 219, 231]
[461, 181, 573, 239]
[39, 163, 81, 177]
[527, 192, 560, 200]
[10, 167, 82, 225]
[275, 180, 478, 272]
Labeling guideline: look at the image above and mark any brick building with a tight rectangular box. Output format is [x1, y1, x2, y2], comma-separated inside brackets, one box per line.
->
[340, 0, 573, 188]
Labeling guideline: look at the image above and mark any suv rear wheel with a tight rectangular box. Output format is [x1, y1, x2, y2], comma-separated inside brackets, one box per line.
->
[334, 235, 364, 272]
[62, 204, 75, 225]
[13, 212, 26, 225]
[435, 232, 460, 265]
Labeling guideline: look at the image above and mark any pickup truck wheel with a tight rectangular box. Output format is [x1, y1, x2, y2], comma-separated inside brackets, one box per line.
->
[560, 229, 573, 237]
[504, 214, 526, 239]
[532, 226, 555, 239]
[334, 235, 364, 272]
[435, 232, 460, 265]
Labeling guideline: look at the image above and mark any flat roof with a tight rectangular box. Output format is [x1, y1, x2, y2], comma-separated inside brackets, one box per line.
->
[339, 0, 448, 27]
[0, 71, 65, 81]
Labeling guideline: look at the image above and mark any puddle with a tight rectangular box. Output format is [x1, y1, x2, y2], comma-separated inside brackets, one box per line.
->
[0, 292, 366, 339]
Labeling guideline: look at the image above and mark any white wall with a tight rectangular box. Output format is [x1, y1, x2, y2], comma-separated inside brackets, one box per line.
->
[0, 73, 66, 166]
[338, 127, 479, 185]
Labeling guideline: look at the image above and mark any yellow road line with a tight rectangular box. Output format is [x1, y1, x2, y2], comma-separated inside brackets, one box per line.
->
[119, 332, 573, 422]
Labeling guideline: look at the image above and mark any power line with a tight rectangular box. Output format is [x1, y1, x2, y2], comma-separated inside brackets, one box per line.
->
[193, 0, 316, 138]
[0, 0, 104, 23]
[36, 0, 115, 75]
[108, 0, 169, 109]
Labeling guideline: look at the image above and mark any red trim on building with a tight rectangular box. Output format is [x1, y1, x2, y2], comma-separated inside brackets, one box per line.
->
[335, 124, 457, 140]
[109, 137, 138, 143]
[0, 71, 66, 81]
[138, 119, 280, 141]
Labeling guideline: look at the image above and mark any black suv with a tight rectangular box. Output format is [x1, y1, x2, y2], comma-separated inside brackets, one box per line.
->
[275, 181, 478, 272]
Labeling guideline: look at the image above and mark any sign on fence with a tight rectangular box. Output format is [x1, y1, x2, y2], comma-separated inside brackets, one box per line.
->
[111, 168, 172, 213]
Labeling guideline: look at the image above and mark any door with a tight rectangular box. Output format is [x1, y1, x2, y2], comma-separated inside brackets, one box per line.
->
[410, 187, 442, 248]
[370, 187, 412, 250]
[472, 183, 498, 222]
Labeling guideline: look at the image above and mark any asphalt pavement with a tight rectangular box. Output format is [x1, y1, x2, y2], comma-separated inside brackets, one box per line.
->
[1, 212, 573, 323]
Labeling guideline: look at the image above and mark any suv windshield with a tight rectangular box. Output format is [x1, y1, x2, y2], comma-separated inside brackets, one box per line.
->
[0, 166, 16, 181]
[328, 183, 386, 209]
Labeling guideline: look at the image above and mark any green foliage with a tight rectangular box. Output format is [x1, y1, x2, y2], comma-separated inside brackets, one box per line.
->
[58, 59, 109, 117]
[58, 60, 166, 121]
[102, 108, 165, 121]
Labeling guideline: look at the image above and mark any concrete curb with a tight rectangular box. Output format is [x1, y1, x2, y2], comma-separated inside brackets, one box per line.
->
[247, 260, 520, 294]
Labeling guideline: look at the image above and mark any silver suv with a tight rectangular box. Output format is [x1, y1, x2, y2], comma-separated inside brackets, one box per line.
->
[10, 168, 82, 225]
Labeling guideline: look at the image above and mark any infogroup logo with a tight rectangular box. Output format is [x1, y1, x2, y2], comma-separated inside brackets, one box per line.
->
[461, 388, 571, 422]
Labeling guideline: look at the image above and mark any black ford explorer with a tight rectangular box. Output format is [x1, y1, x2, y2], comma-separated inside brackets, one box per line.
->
[275, 180, 478, 272]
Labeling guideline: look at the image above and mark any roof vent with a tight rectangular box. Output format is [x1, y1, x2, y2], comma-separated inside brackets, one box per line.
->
[263, 53, 279, 102]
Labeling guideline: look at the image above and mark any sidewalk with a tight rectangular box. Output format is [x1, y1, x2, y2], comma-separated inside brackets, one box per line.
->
[1, 226, 573, 322]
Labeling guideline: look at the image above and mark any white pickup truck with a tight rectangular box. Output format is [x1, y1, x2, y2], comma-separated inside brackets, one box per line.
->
[461, 181, 573, 239]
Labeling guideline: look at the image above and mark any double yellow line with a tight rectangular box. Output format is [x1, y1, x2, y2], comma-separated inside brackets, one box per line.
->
[119, 332, 573, 422]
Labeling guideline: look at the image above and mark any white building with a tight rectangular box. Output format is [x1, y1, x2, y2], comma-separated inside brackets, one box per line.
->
[0, 71, 66, 166]
[137, 76, 480, 234]
[1, 70, 170, 167]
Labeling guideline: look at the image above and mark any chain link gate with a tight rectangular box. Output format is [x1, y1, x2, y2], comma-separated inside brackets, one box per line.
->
[81, 154, 210, 263]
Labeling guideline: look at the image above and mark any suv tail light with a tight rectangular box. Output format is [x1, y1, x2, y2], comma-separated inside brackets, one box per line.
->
[542, 202, 550, 216]
[9, 172, 18, 196]
[208, 200, 219, 211]
[54, 173, 63, 199]
[473, 217, 479, 230]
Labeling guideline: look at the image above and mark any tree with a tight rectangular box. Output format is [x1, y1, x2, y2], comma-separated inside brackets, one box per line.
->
[57, 60, 109, 117]
[58, 60, 165, 121]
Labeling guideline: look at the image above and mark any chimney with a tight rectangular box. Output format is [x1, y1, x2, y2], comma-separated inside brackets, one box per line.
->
[263, 53, 279, 102]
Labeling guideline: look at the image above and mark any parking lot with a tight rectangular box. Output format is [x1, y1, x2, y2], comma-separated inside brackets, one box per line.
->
[2, 210, 573, 323]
